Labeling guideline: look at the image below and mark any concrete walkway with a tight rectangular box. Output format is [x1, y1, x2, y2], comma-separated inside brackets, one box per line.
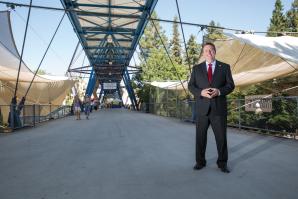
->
[0, 109, 297, 199]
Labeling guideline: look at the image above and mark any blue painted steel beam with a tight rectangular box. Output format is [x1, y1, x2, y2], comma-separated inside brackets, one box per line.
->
[86, 38, 132, 42]
[122, 67, 138, 110]
[110, 34, 128, 63]
[125, 0, 158, 66]
[62, 0, 158, 105]
[82, 27, 135, 33]
[91, 54, 128, 58]
[98, 85, 104, 103]
[85, 69, 97, 96]
[98, 78, 122, 82]
[76, 12, 142, 19]
[61, 0, 93, 61]
[98, 57, 128, 61]
[122, 74, 135, 109]
[116, 20, 139, 28]
[78, 17, 106, 29]
[78, 30, 136, 35]
[86, 46, 131, 50]
[72, 3, 145, 11]
[92, 34, 109, 65]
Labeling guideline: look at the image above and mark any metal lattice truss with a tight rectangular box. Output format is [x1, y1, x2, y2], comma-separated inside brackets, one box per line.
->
[61, 0, 157, 82]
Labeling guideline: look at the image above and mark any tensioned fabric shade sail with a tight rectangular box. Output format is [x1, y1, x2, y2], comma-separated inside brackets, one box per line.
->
[0, 11, 76, 106]
[170, 33, 298, 90]
[208, 33, 298, 86]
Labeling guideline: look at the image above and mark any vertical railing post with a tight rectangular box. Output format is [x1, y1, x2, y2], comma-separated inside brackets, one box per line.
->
[166, 87, 169, 117]
[38, 105, 40, 123]
[9, 104, 14, 129]
[238, 99, 241, 129]
[49, 103, 52, 120]
[180, 100, 182, 120]
[33, 104, 35, 127]
[296, 97, 298, 140]
[23, 104, 25, 126]
[175, 85, 178, 118]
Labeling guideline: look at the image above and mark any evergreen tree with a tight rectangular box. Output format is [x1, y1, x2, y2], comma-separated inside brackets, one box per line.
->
[138, 12, 187, 82]
[286, 0, 298, 35]
[205, 20, 225, 40]
[170, 16, 182, 65]
[34, 69, 48, 75]
[139, 12, 167, 59]
[185, 34, 201, 66]
[267, 0, 287, 36]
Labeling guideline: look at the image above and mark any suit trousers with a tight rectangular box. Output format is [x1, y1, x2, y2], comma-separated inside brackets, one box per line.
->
[195, 107, 228, 167]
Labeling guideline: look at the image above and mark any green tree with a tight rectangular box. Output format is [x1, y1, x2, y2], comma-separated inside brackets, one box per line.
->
[205, 20, 226, 40]
[267, 0, 287, 36]
[139, 12, 168, 59]
[185, 34, 201, 66]
[139, 12, 187, 82]
[286, 0, 298, 35]
[34, 69, 48, 75]
[170, 16, 182, 65]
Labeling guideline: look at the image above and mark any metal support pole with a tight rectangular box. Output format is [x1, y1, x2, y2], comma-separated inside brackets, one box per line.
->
[9, 104, 14, 129]
[33, 104, 35, 127]
[176, 85, 178, 118]
[49, 103, 52, 120]
[238, 99, 241, 129]
[180, 100, 182, 120]
[149, 86, 151, 113]
[166, 87, 169, 117]
[14, 0, 33, 98]
[22, 104, 25, 126]
[296, 97, 298, 140]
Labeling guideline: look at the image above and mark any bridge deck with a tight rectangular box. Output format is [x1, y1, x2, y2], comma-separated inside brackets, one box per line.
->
[0, 109, 297, 199]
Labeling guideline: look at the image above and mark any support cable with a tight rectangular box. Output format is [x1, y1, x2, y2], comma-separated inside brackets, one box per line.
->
[24, 12, 66, 98]
[13, 0, 32, 98]
[1, 1, 298, 35]
[150, 20, 188, 95]
[175, 0, 192, 74]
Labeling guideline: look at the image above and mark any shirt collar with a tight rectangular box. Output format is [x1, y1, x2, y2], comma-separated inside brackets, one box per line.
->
[206, 60, 216, 67]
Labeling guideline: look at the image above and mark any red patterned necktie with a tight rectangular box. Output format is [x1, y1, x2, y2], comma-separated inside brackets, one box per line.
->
[208, 63, 212, 83]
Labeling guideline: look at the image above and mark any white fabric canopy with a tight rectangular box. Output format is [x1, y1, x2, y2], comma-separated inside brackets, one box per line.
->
[0, 11, 76, 106]
[165, 33, 298, 90]
[205, 33, 298, 86]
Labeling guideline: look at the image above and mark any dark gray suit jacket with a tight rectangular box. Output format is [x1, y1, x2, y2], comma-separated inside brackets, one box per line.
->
[188, 60, 235, 116]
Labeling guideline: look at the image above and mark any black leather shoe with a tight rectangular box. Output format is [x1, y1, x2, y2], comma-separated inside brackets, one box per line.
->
[219, 166, 230, 173]
[193, 163, 206, 170]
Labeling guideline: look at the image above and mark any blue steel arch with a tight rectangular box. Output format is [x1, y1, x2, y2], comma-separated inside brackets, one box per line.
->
[61, 0, 158, 110]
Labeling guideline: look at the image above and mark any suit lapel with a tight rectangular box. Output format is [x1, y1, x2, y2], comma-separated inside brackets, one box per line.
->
[199, 62, 209, 84]
[211, 60, 221, 85]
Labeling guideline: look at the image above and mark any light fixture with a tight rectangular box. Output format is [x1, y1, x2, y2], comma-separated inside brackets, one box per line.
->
[109, 61, 112, 65]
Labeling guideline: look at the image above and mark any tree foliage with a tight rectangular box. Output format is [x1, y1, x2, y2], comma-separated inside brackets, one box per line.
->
[267, 0, 287, 36]
[185, 34, 201, 66]
[138, 12, 189, 82]
[205, 20, 226, 40]
[170, 16, 183, 65]
[286, 0, 298, 35]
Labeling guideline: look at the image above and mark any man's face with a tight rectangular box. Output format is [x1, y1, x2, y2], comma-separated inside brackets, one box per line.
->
[203, 44, 216, 63]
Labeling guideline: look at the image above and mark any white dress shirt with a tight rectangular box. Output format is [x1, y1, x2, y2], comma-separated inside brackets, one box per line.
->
[205, 60, 220, 96]
[205, 60, 216, 74]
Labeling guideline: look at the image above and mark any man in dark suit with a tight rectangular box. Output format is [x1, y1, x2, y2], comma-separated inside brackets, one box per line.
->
[188, 42, 235, 173]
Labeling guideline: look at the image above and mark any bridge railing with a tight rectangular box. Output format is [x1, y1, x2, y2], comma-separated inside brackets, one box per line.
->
[0, 104, 72, 131]
[140, 96, 298, 139]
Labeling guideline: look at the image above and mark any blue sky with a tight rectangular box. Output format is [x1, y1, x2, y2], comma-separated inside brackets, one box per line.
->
[0, 0, 293, 76]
